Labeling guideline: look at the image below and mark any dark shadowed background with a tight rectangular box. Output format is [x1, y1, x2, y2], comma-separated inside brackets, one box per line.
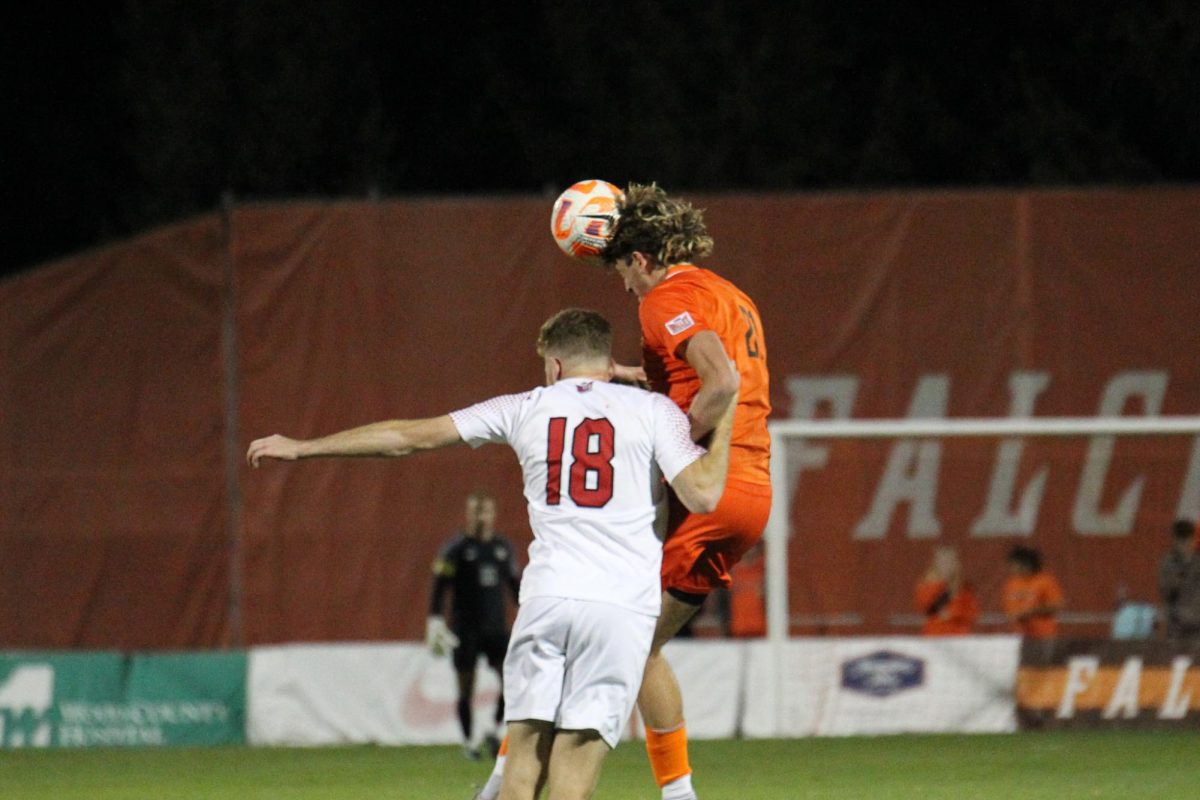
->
[7, 1, 1199, 277]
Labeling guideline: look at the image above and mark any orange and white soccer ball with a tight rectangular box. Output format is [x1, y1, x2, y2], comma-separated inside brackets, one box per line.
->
[549, 179, 622, 263]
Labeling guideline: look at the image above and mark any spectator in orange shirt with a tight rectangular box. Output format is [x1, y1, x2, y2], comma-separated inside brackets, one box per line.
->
[914, 546, 979, 635]
[1002, 545, 1064, 638]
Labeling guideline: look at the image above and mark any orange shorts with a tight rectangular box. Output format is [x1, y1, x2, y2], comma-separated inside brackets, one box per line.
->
[661, 479, 772, 596]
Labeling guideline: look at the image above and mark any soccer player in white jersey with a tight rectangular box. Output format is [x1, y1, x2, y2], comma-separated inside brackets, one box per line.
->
[247, 308, 737, 800]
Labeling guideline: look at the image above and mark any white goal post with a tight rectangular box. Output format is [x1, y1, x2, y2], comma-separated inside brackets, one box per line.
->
[761, 414, 1200, 733]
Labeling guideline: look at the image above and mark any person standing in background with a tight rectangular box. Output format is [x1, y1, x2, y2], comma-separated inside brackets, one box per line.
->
[1158, 518, 1200, 640]
[1002, 545, 1063, 639]
[428, 491, 520, 759]
[914, 546, 979, 636]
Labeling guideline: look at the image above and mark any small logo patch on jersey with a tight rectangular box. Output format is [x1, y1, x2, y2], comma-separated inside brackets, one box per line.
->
[576, 381, 594, 393]
[665, 311, 696, 336]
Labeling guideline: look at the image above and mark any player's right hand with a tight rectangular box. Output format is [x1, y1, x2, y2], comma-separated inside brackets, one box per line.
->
[246, 435, 303, 467]
[612, 362, 648, 385]
[425, 615, 460, 657]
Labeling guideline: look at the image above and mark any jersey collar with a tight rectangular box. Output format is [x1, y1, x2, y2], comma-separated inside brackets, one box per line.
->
[665, 263, 699, 281]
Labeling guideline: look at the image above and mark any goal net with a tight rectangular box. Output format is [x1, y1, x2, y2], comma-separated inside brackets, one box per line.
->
[756, 413, 1200, 730]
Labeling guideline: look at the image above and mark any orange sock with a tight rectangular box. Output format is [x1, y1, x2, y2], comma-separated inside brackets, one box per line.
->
[645, 725, 691, 787]
[497, 733, 509, 757]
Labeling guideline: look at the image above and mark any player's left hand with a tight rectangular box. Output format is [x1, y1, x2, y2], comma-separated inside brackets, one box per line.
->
[426, 615, 460, 657]
[246, 435, 303, 467]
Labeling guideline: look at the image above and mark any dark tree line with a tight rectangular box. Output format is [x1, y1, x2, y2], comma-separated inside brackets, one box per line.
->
[8, 0, 1199, 275]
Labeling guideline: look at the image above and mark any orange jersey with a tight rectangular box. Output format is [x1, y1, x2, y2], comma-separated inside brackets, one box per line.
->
[638, 264, 771, 485]
[914, 579, 979, 636]
[1002, 571, 1064, 639]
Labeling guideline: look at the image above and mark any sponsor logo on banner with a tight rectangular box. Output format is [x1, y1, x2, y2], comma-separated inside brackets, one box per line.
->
[0, 664, 55, 747]
[840, 650, 925, 698]
[0, 654, 246, 748]
[1016, 639, 1200, 729]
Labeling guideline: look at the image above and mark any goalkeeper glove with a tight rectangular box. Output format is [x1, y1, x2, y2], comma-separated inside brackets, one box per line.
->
[426, 616, 460, 657]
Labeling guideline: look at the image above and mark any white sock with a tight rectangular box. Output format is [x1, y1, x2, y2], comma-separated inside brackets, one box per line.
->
[476, 754, 506, 800]
[662, 772, 695, 800]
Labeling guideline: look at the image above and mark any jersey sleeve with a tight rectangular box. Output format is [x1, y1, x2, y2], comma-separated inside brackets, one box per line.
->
[640, 281, 713, 359]
[649, 393, 705, 481]
[1039, 573, 1065, 606]
[430, 539, 458, 615]
[914, 579, 949, 615]
[431, 538, 459, 577]
[954, 585, 980, 625]
[449, 392, 529, 448]
[501, 538, 521, 580]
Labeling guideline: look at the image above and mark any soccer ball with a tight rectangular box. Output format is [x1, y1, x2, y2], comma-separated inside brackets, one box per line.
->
[550, 180, 622, 263]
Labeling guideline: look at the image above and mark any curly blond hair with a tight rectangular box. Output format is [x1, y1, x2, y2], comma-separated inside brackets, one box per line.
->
[601, 183, 713, 267]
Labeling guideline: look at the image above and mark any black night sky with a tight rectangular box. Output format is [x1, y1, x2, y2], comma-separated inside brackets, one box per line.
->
[7, 1, 1199, 279]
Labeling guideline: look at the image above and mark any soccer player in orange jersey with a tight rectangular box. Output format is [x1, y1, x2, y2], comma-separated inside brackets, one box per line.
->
[606, 182, 771, 800]
[475, 184, 767, 800]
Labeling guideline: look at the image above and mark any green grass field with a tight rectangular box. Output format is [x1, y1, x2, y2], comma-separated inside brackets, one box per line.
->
[2, 732, 1196, 799]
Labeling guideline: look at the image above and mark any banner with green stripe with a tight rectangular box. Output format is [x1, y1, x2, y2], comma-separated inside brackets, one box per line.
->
[0, 651, 246, 747]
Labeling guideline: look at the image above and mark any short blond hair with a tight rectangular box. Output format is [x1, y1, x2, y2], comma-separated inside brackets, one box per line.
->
[536, 308, 613, 362]
[601, 182, 714, 266]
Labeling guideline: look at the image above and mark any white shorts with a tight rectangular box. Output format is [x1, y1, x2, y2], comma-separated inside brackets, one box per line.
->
[503, 596, 656, 748]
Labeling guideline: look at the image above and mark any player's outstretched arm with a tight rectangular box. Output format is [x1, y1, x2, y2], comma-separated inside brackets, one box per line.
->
[669, 386, 738, 514]
[680, 330, 740, 441]
[246, 415, 462, 467]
